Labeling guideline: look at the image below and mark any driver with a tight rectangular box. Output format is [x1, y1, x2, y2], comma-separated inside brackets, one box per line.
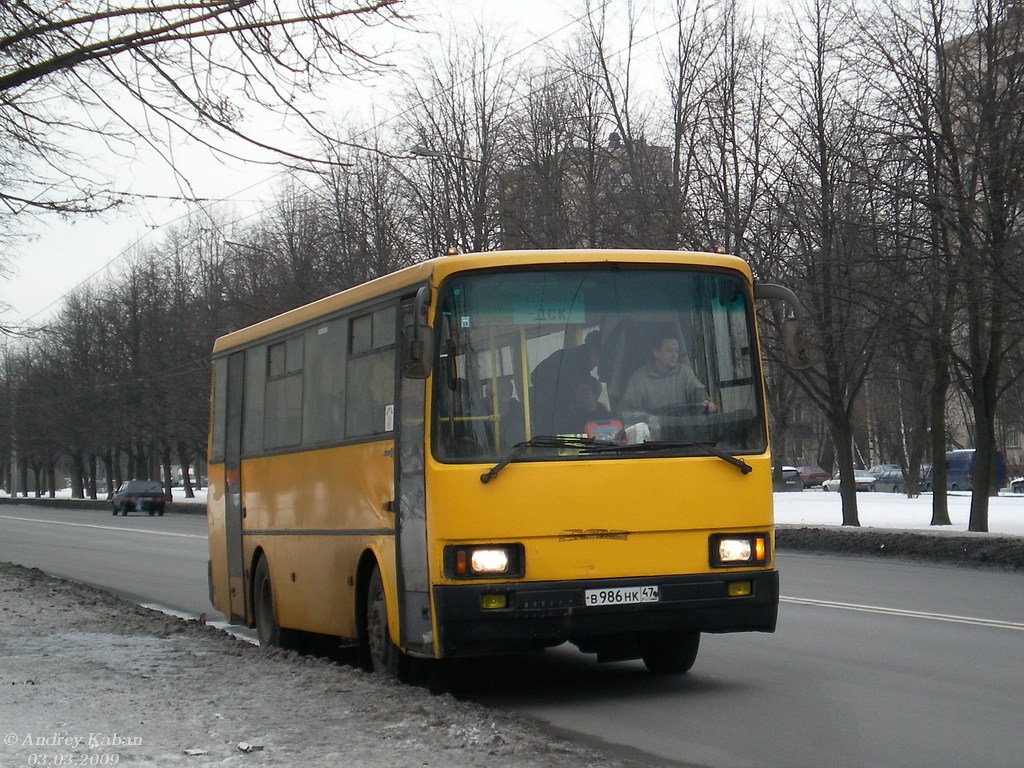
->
[620, 332, 717, 434]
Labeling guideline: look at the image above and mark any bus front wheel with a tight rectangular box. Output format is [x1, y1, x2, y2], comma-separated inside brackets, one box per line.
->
[365, 566, 407, 679]
[640, 631, 700, 674]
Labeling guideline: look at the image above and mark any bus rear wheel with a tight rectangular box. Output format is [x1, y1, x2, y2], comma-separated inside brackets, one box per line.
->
[639, 631, 700, 674]
[253, 556, 289, 648]
[365, 566, 407, 679]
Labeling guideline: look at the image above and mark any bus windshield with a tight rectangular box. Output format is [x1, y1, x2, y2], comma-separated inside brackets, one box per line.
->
[432, 266, 765, 462]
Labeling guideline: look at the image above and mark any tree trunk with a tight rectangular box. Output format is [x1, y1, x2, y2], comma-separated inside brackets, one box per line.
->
[103, 450, 116, 499]
[162, 445, 173, 500]
[70, 450, 86, 499]
[87, 453, 98, 500]
[177, 442, 195, 499]
[830, 417, 860, 526]
[968, 391, 999, 533]
[929, 343, 951, 526]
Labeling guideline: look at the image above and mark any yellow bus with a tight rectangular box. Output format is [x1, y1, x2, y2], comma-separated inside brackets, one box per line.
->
[207, 249, 807, 677]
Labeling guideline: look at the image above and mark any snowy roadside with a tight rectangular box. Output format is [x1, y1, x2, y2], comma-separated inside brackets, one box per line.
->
[0, 562, 640, 768]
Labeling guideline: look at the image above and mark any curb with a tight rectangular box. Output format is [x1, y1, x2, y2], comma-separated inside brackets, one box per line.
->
[776, 524, 1024, 571]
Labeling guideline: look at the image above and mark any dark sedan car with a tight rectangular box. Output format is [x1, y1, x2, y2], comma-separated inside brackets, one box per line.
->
[872, 467, 907, 493]
[112, 480, 168, 516]
[774, 466, 805, 492]
[797, 465, 831, 487]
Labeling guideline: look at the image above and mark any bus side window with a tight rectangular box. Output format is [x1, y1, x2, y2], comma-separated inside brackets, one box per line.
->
[346, 308, 396, 437]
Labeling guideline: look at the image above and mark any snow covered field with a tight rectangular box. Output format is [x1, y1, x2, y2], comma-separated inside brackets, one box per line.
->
[773, 487, 1024, 536]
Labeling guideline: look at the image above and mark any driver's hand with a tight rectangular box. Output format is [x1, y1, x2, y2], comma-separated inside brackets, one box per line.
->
[704, 400, 718, 414]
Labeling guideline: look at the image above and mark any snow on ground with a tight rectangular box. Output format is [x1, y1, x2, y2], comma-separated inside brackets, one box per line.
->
[0, 564, 640, 768]
[773, 486, 1024, 536]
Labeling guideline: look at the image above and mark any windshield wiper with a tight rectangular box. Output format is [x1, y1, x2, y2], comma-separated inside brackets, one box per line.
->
[480, 436, 752, 483]
[573, 440, 753, 474]
[480, 435, 607, 484]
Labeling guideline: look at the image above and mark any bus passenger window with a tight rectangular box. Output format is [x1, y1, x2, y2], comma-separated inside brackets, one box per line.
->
[346, 309, 396, 437]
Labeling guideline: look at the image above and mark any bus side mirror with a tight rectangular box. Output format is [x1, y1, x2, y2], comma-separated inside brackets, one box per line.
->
[755, 283, 811, 370]
[403, 285, 434, 379]
[782, 317, 810, 370]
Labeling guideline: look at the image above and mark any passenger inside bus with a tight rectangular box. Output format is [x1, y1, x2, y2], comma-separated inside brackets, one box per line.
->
[557, 378, 612, 435]
[530, 330, 602, 434]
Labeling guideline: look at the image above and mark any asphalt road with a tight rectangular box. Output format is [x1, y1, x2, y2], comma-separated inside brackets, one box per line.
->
[1, 503, 1021, 768]
[0, 503, 218, 620]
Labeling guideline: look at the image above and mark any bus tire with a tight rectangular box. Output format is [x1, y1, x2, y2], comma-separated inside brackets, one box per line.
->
[640, 631, 700, 674]
[253, 556, 294, 649]
[365, 565, 406, 679]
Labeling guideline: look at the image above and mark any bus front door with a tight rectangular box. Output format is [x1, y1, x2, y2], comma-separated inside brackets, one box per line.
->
[224, 351, 246, 622]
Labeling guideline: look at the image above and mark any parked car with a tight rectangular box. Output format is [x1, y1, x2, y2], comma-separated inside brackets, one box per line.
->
[822, 470, 877, 492]
[872, 467, 907, 493]
[866, 464, 900, 478]
[796, 465, 830, 487]
[1011, 477, 1024, 494]
[775, 466, 805, 492]
[945, 449, 1006, 492]
[112, 480, 168, 516]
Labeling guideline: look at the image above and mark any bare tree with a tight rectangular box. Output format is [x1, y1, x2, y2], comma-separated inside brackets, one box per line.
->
[769, 0, 891, 526]
[0, 0, 406, 244]
[500, 69, 582, 248]
[861, 0, 1024, 530]
[313, 133, 418, 283]
[401, 28, 515, 254]
[577, 1, 677, 247]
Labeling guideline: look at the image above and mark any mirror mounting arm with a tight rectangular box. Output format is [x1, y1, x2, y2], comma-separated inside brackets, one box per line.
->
[754, 283, 811, 370]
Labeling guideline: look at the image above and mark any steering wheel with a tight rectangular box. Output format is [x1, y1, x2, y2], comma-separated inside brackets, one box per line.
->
[653, 402, 707, 417]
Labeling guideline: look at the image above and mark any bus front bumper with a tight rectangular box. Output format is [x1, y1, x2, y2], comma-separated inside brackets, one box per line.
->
[432, 570, 778, 658]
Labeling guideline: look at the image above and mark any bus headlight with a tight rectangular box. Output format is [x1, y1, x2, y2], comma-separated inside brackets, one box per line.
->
[444, 544, 525, 579]
[709, 533, 769, 567]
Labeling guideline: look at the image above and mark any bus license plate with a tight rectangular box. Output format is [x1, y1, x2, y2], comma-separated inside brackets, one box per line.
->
[584, 585, 659, 607]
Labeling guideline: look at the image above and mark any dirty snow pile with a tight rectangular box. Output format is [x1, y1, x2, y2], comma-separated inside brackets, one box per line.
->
[0, 563, 634, 768]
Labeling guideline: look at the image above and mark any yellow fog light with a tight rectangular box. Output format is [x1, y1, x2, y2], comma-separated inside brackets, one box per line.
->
[481, 593, 508, 610]
[727, 581, 753, 597]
